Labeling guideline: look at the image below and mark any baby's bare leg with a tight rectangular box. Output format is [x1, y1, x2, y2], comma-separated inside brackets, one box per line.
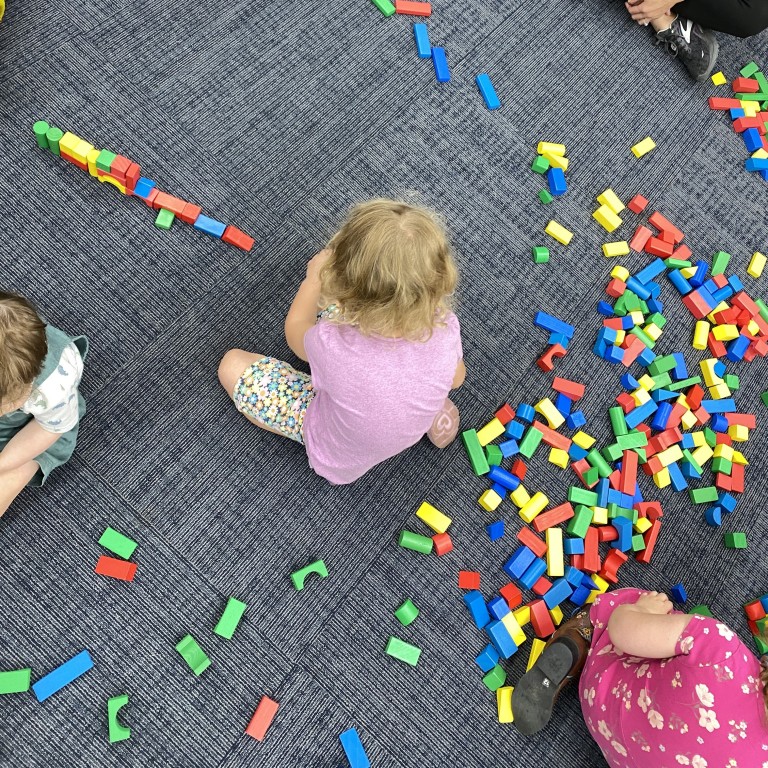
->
[0, 461, 40, 518]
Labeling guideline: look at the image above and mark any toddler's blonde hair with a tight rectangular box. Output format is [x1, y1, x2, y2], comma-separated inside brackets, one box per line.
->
[0, 292, 47, 406]
[320, 199, 458, 340]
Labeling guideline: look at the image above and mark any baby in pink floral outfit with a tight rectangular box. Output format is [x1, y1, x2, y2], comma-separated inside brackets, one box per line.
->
[580, 588, 768, 767]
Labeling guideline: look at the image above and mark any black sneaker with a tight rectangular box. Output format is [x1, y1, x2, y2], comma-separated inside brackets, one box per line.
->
[655, 16, 719, 82]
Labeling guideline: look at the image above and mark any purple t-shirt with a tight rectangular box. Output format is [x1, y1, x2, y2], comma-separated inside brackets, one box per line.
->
[302, 313, 463, 484]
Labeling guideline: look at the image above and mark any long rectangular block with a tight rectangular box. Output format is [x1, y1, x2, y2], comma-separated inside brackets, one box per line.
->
[431, 47, 450, 82]
[32, 650, 93, 702]
[475, 73, 500, 109]
[340, 728, 371, 768]
[413, 22, 431, 57]
[98, 526, 137, 560]
[246, 696, 279, 741]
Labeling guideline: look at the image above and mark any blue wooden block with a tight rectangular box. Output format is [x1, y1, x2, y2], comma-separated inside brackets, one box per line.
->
[563, 566, 584, 587]
[499, 439, 519, 458]
[503, 546, 536, 580]
[612, 516, 633, 552]
[132, 176, 156, 199]
[504, 420, 525, 440]
[681, 460, 702, 481]
[647, 297, 664, 313]
[681, 433, 696, 449]
[647, 281, 661, 298]
[651, 388, 678, 403]
[668, 269, 693, 295]
[729, 107, 745, 118]
[463, 590, 491, 629]
[597, 479, 610, 508]
[547, 167, 567, 196]
[597, 300, 615, 316]
[487, 465, 520, 491]
[570, 584, 591, 606]
[516, 404, 536, 423]
[746, 157, 768, 172]
[563, 537, 585, 555]
[475, 644, 500, 673]
[554, 393, 572, 417]
[604, 345, 625, 364]
[626, 276, 651, 300]
[533, 311, 575, 338]
[650, 402, 673, 431]
[488, 596, 510, 620]
[726, 335, 750, 362]
[625, 398, 657, 429]
[671, 582, 687, 603]
[486, 620, 517, 659]
[339, 728, 370, 768]
[743, 127, 763, 152]
[193, 215, 226, 238]
[688, 261, 708, 288]
[621, 373, 640, 389]
[700, 398, 736, 414]
[635, 258, 666, 285]
[671, 352, 688, 380]
[519, 558, 547, 590]
[728, 274, 744, 292]
[32, 650, 93, 702]
[568, 443, 588, 461]
[668, 461, 688, 492]
[718, 492, 738, 513]
[431, 47, 450, 82]
[413, 23, 431, 58]
[713, 360, 727, 377]
[475, 73, 500, 109]
[710, 414, 729, 432]
[543, 578, 573, 609]
[548, 331, 570, 348]
[566, 410, 586, 430]
[486, 520, 505, 542]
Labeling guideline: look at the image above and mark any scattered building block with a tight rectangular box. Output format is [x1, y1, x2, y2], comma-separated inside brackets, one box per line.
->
[95, 556, 137, 582]
[394, 599, 420, 626]
[431, 47, 450, 82]
[175, 635, 210, 676]
[32, 650, 94, 702]
[631, 136, 656, 158]
[290, 559, 329, 590]
[475, 73, 500, 110]
[213, 597, 247, 639]
[246, 696, 280, 741]
[98, 527, 137, 560]
[0, 668, 31, 695]
[107, 694, 131, 743]
[385, 636, 421, 666]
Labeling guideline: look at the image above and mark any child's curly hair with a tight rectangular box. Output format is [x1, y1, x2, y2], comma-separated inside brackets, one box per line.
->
[319, 199, 458, 340]
[0, 292, 47, 407]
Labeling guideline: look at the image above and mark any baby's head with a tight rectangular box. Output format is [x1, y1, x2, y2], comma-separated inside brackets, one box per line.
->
[0, 292, 47, 412]
[321, 199, 458, 339]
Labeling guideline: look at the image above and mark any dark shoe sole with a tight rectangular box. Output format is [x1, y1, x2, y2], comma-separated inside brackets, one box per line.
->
[511, 639, 576, 736]
[694, 36, 719, 82]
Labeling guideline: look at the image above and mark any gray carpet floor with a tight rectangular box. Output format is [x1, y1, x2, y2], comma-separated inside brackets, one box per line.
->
[1, 0, 767, 765]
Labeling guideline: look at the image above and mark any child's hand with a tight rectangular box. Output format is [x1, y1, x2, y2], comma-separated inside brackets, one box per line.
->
[633, 591, 673, 615]
[305, 249, 332, 284]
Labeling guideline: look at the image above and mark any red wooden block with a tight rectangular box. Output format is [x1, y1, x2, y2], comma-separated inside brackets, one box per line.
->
[533, 421, 571, 451]
[571, 458, 591, 485]
[532, 502, 575, 533]
[708, 96, 742, 110]
[707, 334, 727, 358]
[432, 532, 453, 556]
[494, 403, 515, 425]
[245, 696, 279, 741]
[692, 406, 710, 426]
[603, 318, 627, 330]
[500, 582, 523, 609]
[643, 456, 663, 475]
[636, 519, 661, 563]
[583, 527, 600, 573]
[621, 335, 646, 366]
[616, 393, 635, 413]
[627, 194, 648, 214]
[607, 469, 621, 490]
[178, 203, 203, 225]
[645, 237, 674, 258]
[682, 291, 712, 319]
[733, 291, 760, 315]
[629, 225, 652, 252]
[511, 459, 527, 481]
[733, 116, 764, 132]
[536, 344, 567, 372]
[529, 599, 556, 638]
[686, 385, 704, 410]
[714, 472, 732, 491]
[570, 554, 584, 570]
[124, 162, 141, 193]
[727, 413, 756, 429]
[551, 376, 585, 401]
[733, 76, 760, 92]
[153, 191, 187, 216]
[59, 149, 88, 172]
[458, 570, 481, 590]
[222, 225, 255, 252]
[659, 229, 677, 245]
[715, 433, 732, 446]
[110, 154, 131, 181]
[671, 244, 692, 261]
[395, 0, 432, 15]
[143, 188, 159, 208]
[745, 600, 767, 621]
[597, 525, 619, 543]
[599, 548, 628, 584]
[517, 527, 548, 557]
[605, 277, 627, 297]
[648, 211, 684, 242]
[95, 555, 137, 582]
[620, 449, 638, 495]
[730, 463, 745, 493]
[636, 501, 663, 521]
[532, 576, 553, 596]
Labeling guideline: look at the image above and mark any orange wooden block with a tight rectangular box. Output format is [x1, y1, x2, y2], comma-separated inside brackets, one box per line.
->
[222, 225, 255, 252]
[178, 203, 203, 225]
[245, 696, 279, 741]
[432, 532, 453, 556]
[95, 555, 137, 582]
[395, 0, 431, 15]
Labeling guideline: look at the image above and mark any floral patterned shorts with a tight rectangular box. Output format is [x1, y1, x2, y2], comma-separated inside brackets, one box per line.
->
[233, 357, 315, 443]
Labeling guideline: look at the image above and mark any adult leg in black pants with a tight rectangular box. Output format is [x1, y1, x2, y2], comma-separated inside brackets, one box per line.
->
[625, 0, 768, 81]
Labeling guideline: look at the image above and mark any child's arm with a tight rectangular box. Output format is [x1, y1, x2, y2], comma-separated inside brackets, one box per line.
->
[607, 591, 694, 658]
[451, 359, 466, 388]
[284, 250, 331, 362]
[0, 419, 61, 474]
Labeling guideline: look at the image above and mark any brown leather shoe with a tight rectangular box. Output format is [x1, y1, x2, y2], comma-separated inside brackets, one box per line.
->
[512, 609, 593, 736]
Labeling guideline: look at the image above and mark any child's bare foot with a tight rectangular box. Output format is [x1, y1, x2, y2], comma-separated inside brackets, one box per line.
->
[427, 398, 459, 448]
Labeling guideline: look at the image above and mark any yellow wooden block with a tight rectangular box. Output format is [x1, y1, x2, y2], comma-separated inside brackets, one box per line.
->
[478, 489, 503, 512]
[747, 319, 761, 335]
[592, 204, 622, 232]
[545, 527, 564, 577]
[680, 265, 698, 279]
[58, 131, 83, 157]
[548, 447, 569, 469]
[535, 398, 565, 429]
[691, 444, 714, 466]
[643, 323, 662, 341]
[510, 484, 530, 508]
[748, 251, 766, 279]
[477, 417, 505, 446]
[732, 450, 749, 466]
[691, 431, 706, 447]
[86, 147, 100, 177]
[526, 639, 546, 671]
[631, 136, 656, 158]
[543, 151, 569, 171]
[653, 467, 671, 489]
[700, 358, 723, 387]
[549, 605, 564, 626]
[72, 139, 95, 164]
[709, 383, 731, 399]
[692, 320, 710, 350]
[676, 394, 690, 408]
[712, 324, 739, 341]
[680, 410, 698, 430]
[545, 220, 573, 245]
[591, 506, 608, 525]
[728, 424, 749, 442]
[497, 686, 514, 723]
[713, 443, 734, 460]
[573, 431, 595, 449]
[637, 374, 655, 391]
[586, 574, 609, 604]
[537, 141, 566, 156]
[631, 388, 651, 406]
[596, 188, 625, 214]
[602, 241, 629, 258]
[501, 613, 527, 645]
[610, 265, 630, 281]
[711, 70, 727, 86]
[657, 444, 683, 467]
[753, 148, 768, 160]
[614, 330, 626, 345]
[98, 174, 127, 194]
[519, 492, 548, 524]
[742, 101, 759, 116]
[513, 605, 531, 626]
[416, 501, 452, 533]
[634, 517, 652, 534]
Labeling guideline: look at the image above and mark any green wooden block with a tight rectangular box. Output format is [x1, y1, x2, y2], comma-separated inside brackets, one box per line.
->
[587, 448, 612, 477]
[664, 258, 691, 269]
[385, 636, 421, 666]
[703, 427, 717, 447]
[754, 635, 768, 655]
[762, 391, 768, 408]
[175, 634, 211, 676]
[213, 597, 247, 639]
[485, 444, 503, 467]
[98, 527, 137, 560]
[629, 327, 655, 349]
[582, 466, 599, 486]
[394, 599, 419, 627]
[609, 406, 628, 437]
[398, 530, 433, 554]
[531, 155, 550, 174]
[650, 372, 672, 390]
[568, 487, 598, 507]
[634, 448, 647, 463]
[461, 429, 490, 475]
[740, 61, 759, 78]
[107, 693, 131, 743]
[45, 125, 64, 155]
[33, 120, 50, 149]
[519, 426, 543, 458]
[370, 0, 395, 16]
[631, 533, 646, 552]
[711, 250, 731, 275]
[688, 604, 712, 617]
[96, 149, 116, 172]
[0, 668, 31, 694]
[682, 449, 703, 476]
[735, 91, 768, 101]
[532, 246, 550, 263]
[566, 505, 593, 538]
[616, 431, 648, 450]
[155, 209, 175, 230]
[668, 376, 702, 391]
[648, 354, 676, 375]
[291, 559, 329, 589]
[689, 486, 718, 504]
[711, 456, 732, 475]
[601, 443, 623, 463]
[645, 312, 667, 329]
[482, 664, 506, 691]
[724, 532, 747, 549]
[723, 373, 739, 391]
[538, 189, 553, 205]
[755, 298, 768, 323]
